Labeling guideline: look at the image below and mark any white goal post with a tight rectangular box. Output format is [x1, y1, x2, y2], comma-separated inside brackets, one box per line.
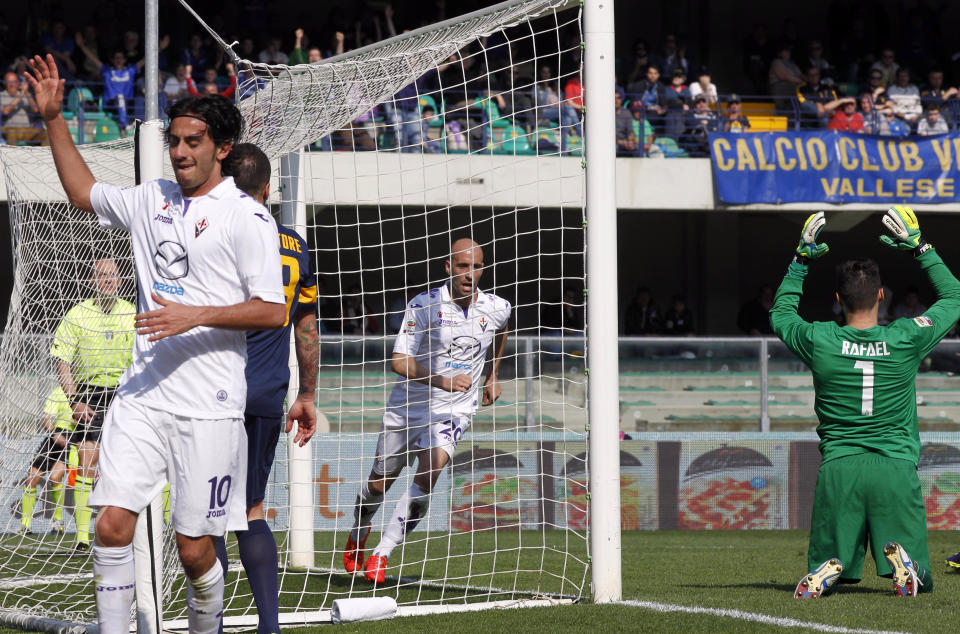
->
[0, 0, 619, 628]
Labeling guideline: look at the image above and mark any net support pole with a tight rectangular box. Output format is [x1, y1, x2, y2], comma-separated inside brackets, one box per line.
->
[584, 0, 622, 603]
[280, 149, 316, 568]
[144, 0, 159, 121]
[759, 338, 770, 432]
[132, 119, 166, 634]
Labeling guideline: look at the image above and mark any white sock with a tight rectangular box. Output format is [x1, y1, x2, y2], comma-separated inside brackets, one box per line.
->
[93, 544, 136, 634]
[351, 480, 384, 542]
[186, 563, 224, 634]
[374, 482, 430, 559]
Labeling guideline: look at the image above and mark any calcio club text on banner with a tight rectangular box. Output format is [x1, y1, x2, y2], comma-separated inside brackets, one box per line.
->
[709, 131, 960, 204]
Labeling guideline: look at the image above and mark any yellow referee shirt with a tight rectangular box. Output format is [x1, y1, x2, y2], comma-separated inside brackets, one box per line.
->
[44, 386, 76, 432]
[50, 298, 135, 388]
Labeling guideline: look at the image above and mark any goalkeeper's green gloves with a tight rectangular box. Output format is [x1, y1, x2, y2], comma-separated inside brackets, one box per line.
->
[795, 211, 829, 264]
[880, 205, 931, 254]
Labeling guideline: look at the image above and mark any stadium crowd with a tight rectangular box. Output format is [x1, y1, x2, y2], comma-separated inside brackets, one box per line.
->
[4, 5, 960, 155]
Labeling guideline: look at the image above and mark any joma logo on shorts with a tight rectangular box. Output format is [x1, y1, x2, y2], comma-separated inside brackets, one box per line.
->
[97, 583, 136, 591]
[206, 509, 226, 518]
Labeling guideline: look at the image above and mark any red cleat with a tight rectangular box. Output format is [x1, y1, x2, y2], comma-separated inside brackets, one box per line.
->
[364, 554, 388, 584]
[343, 526, 370, 574]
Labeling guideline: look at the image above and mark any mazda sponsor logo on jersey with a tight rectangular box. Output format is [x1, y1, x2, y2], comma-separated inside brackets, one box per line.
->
[446, 335, 482, 370]
[155, 240, 189, 280]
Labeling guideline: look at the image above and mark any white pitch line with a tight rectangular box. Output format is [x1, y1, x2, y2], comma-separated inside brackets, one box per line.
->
[618, 600, 911, 634]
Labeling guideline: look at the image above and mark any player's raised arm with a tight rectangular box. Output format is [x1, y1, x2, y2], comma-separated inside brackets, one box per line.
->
[770, 212, 829, 364]
[482, 325, 509, 406]
[25, 54, 96, 212]
[880, 206, 960, 354]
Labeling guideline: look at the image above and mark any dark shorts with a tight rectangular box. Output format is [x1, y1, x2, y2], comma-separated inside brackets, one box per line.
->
[31, 434, 69, 472]
[68, 385, 116, 445]
[244, 414, 283, 507]
[808, 452, 932, 591]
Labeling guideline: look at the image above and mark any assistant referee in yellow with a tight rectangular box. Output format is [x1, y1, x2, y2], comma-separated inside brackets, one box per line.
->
[51, 256, 134, 551]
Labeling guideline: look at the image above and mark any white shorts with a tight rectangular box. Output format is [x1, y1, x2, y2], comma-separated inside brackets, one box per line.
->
[373, 408, 471, 476]
[89, 393, 248, 537]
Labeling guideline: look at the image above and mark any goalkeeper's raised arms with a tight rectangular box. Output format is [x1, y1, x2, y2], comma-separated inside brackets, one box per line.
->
[880, 205, 931, 254]
[795, 211, 829, 264]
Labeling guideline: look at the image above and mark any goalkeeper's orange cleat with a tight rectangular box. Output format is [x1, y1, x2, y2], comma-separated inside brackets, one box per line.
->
[343, 527, 369, 574]
[364, 554, 388, 584]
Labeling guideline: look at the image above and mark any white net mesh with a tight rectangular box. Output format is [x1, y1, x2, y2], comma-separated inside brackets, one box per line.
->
[0, 0, 590, 626]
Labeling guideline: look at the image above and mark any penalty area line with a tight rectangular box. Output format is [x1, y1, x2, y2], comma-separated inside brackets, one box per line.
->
[618, 600, 909, 634]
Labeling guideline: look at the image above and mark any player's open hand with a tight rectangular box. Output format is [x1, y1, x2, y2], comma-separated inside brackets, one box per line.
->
[25, 54, 65, 122]
[449, 374, 472, 392]
[135, 293, 202, 341]
[795, 211, 829, 262]
[482, 376, 501, 406]
[286, 393, 317, 447]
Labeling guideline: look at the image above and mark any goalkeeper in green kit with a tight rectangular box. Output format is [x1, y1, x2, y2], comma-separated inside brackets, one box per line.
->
[772, 206, 960, 599]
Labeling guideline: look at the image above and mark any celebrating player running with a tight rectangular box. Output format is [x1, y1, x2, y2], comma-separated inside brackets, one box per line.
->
[344, 238, 511, 584]
[27, 53, 285, 633]
[772, 207, 960, 599]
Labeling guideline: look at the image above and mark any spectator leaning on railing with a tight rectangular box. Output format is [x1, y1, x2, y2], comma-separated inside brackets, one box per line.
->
[917, 102, 949, 136]
[827, 97, 863, 132]
[722, 94, 751, 133]
[1, 71, 45, 145]
[920, 68, 957, 127]
[858, 93, 883, 134]
[682, 93, 718, 156]
[795, 67, 844, 128]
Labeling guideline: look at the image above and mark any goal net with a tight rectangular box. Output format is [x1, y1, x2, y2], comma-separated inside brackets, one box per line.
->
[0, 0, 591, 627]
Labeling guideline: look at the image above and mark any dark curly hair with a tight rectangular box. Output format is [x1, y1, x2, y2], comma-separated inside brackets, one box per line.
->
[222, 143, 271, 197]
[165, 94, 243, 147]
[836, 259, 882, 313]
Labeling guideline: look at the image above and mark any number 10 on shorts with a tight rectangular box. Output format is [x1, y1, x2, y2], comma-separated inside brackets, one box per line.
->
[207, 475, 232, 518]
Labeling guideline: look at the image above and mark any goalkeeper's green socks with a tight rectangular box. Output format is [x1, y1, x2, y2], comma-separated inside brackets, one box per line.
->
[74, 475, 94, 545]
[20, 486, 37, 532]
[50, 481, 64, 523]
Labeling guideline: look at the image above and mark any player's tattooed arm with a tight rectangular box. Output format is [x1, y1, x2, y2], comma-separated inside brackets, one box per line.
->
[482, 326, 509, 406]
[293, 308, 319, 396]
[286, 309, 319, 446]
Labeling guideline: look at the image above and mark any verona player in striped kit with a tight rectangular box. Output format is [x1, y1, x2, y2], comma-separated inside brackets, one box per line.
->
[343, 238, 511, 584]
[773, 207, 960, 599]
[214, 143, 318, 634]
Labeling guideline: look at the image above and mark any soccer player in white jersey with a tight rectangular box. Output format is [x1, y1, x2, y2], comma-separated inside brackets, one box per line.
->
[26, 54, 286, 633]
[343, 238, 511, 584]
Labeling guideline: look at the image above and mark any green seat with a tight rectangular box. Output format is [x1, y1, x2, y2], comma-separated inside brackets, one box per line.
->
[67, 87, 107, 121]
[535, 126, 561, 152]
[653, 136, 687, 158]
[496, 124, 534, 154]
[565, 133, 583, 155]
[93, 119, 123, 142]
[472, 95, 511, 128]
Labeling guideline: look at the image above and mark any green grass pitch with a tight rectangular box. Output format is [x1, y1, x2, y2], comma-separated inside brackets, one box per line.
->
[2, 530, 959, 632]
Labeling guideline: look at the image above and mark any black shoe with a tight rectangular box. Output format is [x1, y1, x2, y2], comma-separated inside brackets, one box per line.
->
[74, 541, 91, 553]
